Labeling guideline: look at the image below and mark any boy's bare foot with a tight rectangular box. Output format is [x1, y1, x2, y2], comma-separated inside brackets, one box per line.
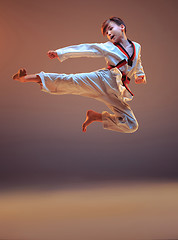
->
[82, 110, 102, 132]
[12, 68, 27, 82]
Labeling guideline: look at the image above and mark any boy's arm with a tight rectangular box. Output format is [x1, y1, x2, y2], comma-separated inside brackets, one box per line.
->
[48, 43, 106, 62]
[134, 46, 146, 84]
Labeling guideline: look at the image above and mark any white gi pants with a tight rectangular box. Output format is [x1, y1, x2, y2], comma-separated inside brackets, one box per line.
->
[37, 69, 138, 133]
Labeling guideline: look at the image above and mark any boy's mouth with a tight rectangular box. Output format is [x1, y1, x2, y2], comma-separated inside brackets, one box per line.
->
[111, 35, 114, 40]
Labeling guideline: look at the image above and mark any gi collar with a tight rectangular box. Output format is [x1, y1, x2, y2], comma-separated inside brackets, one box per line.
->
[114, 39, 136, 66]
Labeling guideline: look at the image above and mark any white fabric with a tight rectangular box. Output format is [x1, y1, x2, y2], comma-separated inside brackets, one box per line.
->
[38, 41, 146, 133]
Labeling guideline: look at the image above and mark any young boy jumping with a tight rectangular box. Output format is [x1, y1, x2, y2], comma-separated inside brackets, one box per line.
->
[13, 17, 146, 133]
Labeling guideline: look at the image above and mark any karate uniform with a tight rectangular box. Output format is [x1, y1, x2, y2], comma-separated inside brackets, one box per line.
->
[37, 40, 146, 133]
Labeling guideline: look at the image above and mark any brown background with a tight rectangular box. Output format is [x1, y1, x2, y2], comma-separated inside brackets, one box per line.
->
[0, 0, 178, 189]
[0, 1, 178, 239]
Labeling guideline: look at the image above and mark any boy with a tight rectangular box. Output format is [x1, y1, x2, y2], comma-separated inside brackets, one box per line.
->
[13, 17, 146, 133]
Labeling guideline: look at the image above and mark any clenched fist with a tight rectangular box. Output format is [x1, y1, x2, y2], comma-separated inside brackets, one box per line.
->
[135, 75, 146, 84]
[47, 50, 58, 59]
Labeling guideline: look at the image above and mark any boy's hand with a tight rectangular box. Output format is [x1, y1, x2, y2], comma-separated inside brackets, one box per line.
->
[47, 50, 58, 59]
[135, 75, 146, 84]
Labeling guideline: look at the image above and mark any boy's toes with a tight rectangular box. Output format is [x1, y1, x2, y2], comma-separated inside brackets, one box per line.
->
[19, 68, 27, 76]
[12, 73, 19, 80]
[12, 68, 27, 80]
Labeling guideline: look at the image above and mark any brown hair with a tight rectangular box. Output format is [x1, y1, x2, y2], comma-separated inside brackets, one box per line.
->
[101, 17, 127, 36]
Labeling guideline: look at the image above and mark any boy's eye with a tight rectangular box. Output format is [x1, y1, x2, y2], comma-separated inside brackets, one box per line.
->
[106, 27, 113, 35]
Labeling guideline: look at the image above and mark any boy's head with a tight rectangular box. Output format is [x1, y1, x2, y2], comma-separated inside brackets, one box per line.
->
[101, 17, 127, 43]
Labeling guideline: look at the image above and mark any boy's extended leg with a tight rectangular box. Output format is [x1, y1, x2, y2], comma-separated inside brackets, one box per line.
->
[13, 68, 138, 133]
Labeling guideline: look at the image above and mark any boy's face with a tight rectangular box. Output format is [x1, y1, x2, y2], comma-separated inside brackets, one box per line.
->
[105, 21, 125, 43]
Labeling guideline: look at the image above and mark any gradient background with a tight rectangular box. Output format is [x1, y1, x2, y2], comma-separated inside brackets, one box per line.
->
[0, 0, 178, 239]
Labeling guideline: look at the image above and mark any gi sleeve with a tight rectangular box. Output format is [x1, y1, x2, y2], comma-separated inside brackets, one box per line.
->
[135, 46, 146, 81]
[56, 43, 106, 62]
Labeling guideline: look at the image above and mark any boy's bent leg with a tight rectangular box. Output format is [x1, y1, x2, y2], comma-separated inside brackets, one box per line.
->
[37, 69, 138, 133]
[102, 103, 138, 133]
[82, 104, 138, 133]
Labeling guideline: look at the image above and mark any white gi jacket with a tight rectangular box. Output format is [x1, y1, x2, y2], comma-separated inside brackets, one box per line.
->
[56, 40, 146, 101]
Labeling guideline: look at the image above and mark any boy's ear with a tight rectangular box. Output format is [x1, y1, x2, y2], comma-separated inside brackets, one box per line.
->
[120, 24, 125, 32]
